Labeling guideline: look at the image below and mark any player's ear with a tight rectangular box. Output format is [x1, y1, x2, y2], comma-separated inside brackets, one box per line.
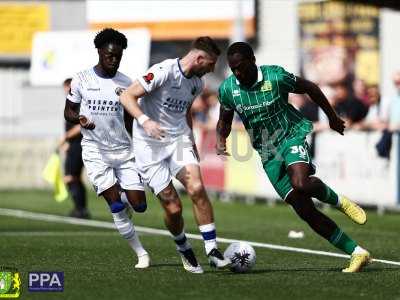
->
[196, 53, 204, 65]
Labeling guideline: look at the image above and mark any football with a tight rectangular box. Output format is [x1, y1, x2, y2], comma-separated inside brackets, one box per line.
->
[224, 242, 256, 273]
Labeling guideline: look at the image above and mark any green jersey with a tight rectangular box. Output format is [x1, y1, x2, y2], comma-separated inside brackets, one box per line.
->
[218, 65, 313, 162]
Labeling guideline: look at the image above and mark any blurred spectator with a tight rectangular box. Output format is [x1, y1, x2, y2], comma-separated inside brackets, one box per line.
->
[191, 90, 244, 131]
[204, 91, 220, 129]
[350, 85, 386, 131]
[387, 71, 400, 132]
[352, 78, 369, 106]
[316, 82, 368, 129]
[191, 93, 209, 130]
[59, 78, 89, 219]
[373, 72, 400, 159]
[333, 83, 369, 124]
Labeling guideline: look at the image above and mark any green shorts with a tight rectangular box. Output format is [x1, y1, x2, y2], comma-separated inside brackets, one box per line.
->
[263, 137, 315, 200]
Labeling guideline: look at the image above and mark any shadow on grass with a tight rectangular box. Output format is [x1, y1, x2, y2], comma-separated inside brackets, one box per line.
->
[215, 266, 399, 275]
[148, 263, 182, 268]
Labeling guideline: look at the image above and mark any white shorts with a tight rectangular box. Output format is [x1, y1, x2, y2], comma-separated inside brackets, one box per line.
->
[82, 147, 144, 195]
[133, 138, 199, 195]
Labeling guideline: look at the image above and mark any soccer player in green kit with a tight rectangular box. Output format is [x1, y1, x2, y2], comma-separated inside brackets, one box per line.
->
[216, 42, 371, 273]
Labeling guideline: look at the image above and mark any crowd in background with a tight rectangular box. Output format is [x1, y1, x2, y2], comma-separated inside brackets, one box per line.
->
[289, 73, 400, 133]
[190, 71, 400, 159]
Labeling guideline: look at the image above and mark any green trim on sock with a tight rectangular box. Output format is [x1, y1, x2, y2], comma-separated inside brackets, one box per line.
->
[321, 185, 339, 206]
[329, 228, 357, 255]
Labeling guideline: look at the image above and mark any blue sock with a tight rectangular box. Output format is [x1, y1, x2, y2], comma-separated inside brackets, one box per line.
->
[133, 202, 147, 213]
[109, 201, 125, 213]
[173, 231, 190, 251]
[199, 223, 217, 254]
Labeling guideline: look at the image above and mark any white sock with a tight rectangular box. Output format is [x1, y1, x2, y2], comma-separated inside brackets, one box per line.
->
[112, 209, 147, 257]
[352, 246, 368, 255]
[120, 192, 132, 209]
[199, 223, 217, 255]
[173, 230, 191, 252]
[336, 196, 342, 208]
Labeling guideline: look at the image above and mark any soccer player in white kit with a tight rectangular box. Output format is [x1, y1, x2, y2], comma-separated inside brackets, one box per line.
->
[64, 28, 150, 269]
[120, 37, 230, 273]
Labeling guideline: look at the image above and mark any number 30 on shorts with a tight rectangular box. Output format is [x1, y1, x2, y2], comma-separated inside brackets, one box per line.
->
[290, 145, 307, 158]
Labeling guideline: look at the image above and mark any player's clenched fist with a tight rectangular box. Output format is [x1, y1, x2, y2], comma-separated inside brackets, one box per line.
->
[142, 119, 165, 140]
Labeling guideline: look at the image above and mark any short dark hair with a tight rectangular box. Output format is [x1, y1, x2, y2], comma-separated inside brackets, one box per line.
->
[227, 42, 254, 59]
[191, 36, 221, 56]
[94, 28, 127, 49]
[63, 78, 72, 86]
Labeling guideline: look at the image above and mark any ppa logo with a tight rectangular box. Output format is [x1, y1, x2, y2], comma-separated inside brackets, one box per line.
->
[28, 272, 64, 292]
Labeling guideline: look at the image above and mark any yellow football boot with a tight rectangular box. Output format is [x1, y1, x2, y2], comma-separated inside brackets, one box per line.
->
[342, 251, 371, 273]
[338, 196, 367, 225]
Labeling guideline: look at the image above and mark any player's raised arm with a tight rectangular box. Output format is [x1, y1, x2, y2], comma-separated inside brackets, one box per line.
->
[120, 80, 165, 140]
[216, 105, 234, 156]
[293, 76, 345, 135]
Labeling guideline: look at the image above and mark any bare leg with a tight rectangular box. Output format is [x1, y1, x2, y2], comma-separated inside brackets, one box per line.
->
[176, 164, 214, 226]
[287, 163, 338, 206]
[176, 164, 230, 269]
[157, 182, 184, 236]
[124, 189, 147, 213]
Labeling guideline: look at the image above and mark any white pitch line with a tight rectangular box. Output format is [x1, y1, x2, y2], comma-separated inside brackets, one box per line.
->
[0, 231, 119, 237]
[1, 208, 400, 267]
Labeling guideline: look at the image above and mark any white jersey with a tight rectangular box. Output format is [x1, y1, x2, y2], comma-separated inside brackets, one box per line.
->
[134, 58, 203, 143]
[67, 67, 132, 151]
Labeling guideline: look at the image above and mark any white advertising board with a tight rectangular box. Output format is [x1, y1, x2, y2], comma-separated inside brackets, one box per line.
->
[314, 131, 398, 207]
[30, 29, 150, 86]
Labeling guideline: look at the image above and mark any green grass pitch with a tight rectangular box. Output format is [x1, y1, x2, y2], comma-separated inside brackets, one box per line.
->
[1, 190, 399, 300]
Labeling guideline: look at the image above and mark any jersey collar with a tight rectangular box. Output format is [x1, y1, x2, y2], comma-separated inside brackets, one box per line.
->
[177, 58, 191, 79]
[235, 65, 263, 88]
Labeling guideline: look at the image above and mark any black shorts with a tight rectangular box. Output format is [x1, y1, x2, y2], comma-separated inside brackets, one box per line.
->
[65, 141, 84, 176]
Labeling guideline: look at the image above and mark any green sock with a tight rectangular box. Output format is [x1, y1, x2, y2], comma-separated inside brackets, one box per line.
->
[329, 227, 357, 255]
[319, 185, 339, 206]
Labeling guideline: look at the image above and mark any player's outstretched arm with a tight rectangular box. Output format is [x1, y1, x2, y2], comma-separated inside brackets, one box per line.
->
[216, 106, 234, 155]
[120, 80, 165, 139]
[293, 76, 345, 135]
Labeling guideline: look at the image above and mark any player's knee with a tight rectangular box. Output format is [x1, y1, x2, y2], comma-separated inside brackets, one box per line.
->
[133, 202, 147, 213]
[166, 203, 182, 219]
[186, 181, 205, 199]
[291, 177, 310, 194]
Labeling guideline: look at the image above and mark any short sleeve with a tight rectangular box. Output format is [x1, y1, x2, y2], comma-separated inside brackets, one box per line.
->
[218, 83, 234, 111]
[137, 63, 169, 93]
[66, 75, 82, 104]
[274, 66, 297, 94]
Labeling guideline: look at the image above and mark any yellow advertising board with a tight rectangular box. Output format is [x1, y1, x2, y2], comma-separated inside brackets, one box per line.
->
[0, 3, 49, 54]
[225, 130, 260, 194]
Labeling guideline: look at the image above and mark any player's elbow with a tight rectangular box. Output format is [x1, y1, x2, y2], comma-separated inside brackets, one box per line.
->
[120, 90, 139, 108]
[119, 91, 129, 107]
